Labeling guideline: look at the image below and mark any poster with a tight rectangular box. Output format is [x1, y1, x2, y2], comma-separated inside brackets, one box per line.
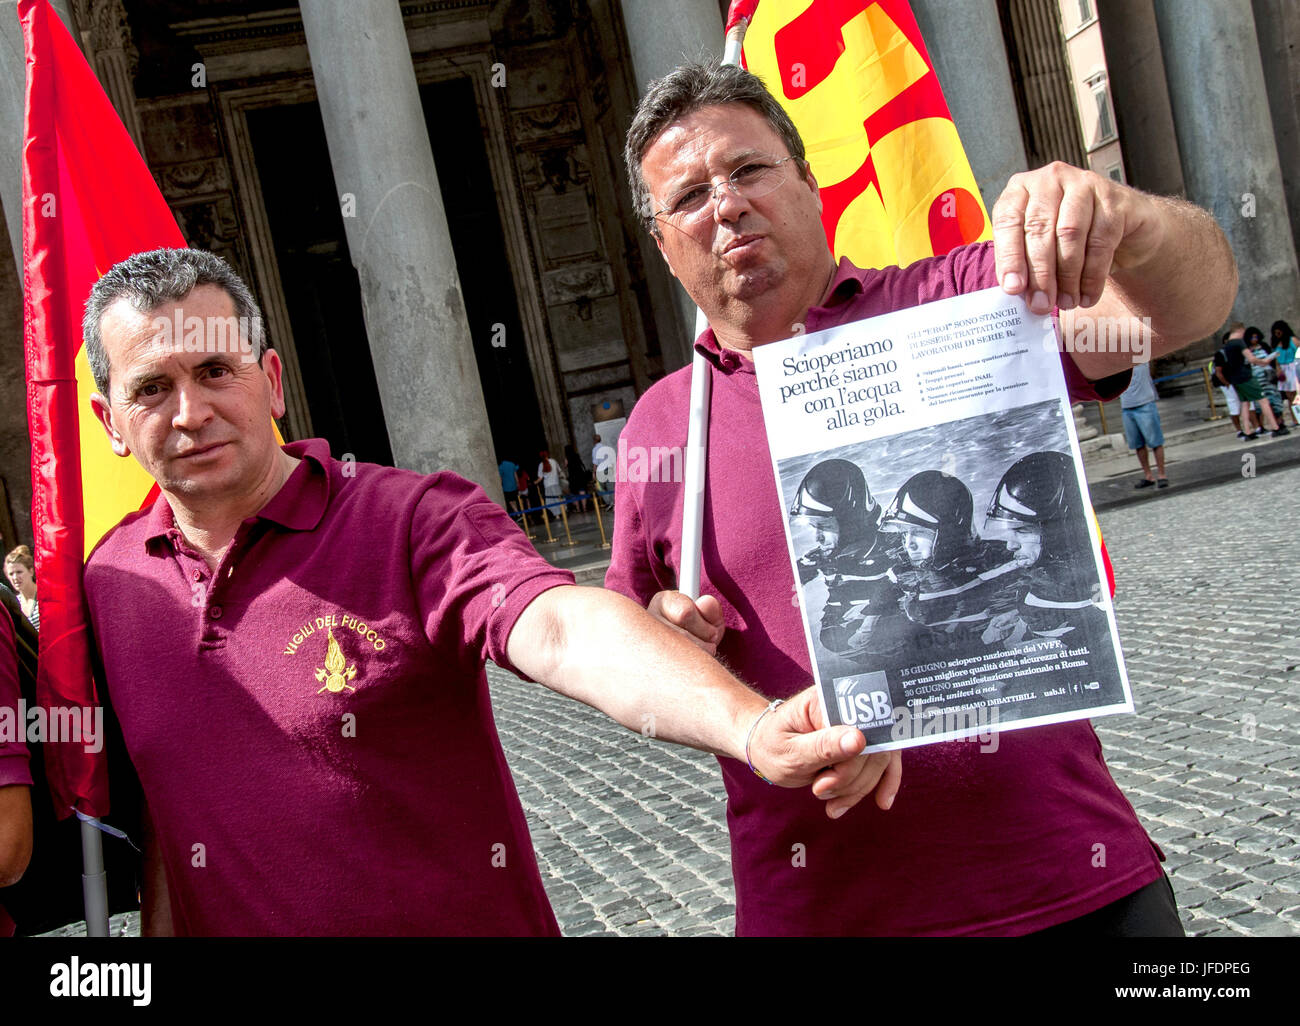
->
[754, 287, 1133, 751]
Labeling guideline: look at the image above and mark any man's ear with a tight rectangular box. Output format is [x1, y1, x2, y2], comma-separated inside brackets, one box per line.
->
[801, 159, 823, 214]
[261, 348, 287, 420]
[90, 392, 130, 458]
[652, 229, 678, 280]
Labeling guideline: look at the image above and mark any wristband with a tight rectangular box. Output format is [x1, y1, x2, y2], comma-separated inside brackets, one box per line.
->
[745, 698, 785, 785]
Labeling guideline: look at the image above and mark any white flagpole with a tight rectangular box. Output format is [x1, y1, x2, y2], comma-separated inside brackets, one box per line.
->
[80, 816, 109, 936]
[678, 15, 751, 599]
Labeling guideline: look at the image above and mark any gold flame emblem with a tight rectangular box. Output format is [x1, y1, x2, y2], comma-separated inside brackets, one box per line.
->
[315, 629, 358, 694]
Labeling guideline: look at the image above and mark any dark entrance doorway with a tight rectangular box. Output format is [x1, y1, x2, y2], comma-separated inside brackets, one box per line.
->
[247, 101, 392, 466]
[417, 75, 549, 473]
[247, 80, 548, 478]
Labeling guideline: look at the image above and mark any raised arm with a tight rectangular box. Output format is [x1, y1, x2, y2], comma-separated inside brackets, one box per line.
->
[992, 162, 1237, 379]
[506, 585, 901, 818]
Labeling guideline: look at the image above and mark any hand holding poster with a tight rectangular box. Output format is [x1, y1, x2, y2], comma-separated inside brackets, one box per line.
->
[754, 288, 1132, 751]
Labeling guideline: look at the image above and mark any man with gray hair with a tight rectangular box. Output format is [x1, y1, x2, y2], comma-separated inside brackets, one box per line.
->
[82, 248, 264, 396]
[607, 61, 1237, 936]
[81, 246, 897, 935]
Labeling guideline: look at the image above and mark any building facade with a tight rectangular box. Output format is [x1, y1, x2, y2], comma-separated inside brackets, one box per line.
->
[1059, 0, 1124, 182]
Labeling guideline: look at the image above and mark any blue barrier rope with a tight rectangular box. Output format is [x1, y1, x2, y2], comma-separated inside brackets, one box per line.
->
[509, 487, 615, 518]
[1152, 367, 1211, 385]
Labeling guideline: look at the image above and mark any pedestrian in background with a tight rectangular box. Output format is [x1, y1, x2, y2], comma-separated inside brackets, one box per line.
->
[498, 457, 520, 514]
[537, 448, 565, 521]
[1212, 333, 1245, 437]
[1271, 320, 1299, 427]
[564, 443, 590, 514]
[1246, 326, 1288, 432]
[2, 548, 38, 632]
[1121, 362, 1168, 489]
[591, 432, 613, 511]
[514, 464, 532, 513]
[1219, 323, 1285, 439]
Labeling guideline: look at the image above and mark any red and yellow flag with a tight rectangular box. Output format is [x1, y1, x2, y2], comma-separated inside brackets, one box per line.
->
[731, 0, 991, 268]
[21, 0, 184, 816]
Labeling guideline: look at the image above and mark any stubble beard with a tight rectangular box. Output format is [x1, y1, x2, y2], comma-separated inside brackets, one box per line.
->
[716, 252, 788, 310]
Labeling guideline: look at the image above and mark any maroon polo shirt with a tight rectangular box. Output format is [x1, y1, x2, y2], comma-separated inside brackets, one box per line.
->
[85, 440, 573, 936]
[606, 241, 1162, 935]
[0, 604, 30, 937]
[0, 604, 30, 791]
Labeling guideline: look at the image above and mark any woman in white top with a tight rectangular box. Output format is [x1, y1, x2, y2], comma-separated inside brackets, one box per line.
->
[3, 547, 38, 633]
[537, 449, 566, 520]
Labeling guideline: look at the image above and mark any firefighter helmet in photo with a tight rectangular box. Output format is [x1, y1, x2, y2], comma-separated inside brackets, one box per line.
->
[788, 458, 879, 550]
[985, 450, 1081, 554]
[879, 470, 975, 566]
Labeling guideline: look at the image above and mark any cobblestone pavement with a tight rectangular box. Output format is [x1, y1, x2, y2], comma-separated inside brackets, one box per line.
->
[492, 464, 1300, 937]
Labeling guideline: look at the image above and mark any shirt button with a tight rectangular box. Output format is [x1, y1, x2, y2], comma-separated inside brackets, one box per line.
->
[192, 570, 203, 582]
[209, 605, 223, 620]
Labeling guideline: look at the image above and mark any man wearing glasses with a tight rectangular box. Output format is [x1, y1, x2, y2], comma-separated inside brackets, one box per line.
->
[608, 61, 1237, 935]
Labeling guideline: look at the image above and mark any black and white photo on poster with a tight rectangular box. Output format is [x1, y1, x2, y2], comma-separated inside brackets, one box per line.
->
[779, 400, 1125, 749]
[753, 287, 1133, 751]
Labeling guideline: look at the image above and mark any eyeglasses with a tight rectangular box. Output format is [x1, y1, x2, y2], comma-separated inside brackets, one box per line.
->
[652, 156, 804, 227]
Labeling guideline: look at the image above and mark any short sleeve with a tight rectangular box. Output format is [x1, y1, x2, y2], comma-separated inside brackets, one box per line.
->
[408, 475, 574, 677]
[1061, 355, 1132, 403]
[602, 389, 681, 607]
[950, 239, 999, 294]
[604, 481, 674, 607]
[0, 604, 32, 789]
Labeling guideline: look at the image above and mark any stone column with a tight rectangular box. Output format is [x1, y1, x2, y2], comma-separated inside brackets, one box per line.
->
[912, 0, 1028, 211]
[298, 0, 500, 497]
[1251, 0, 1300, 272]
[0, 0, 81, 264]
[0, 1, 79, 544]
[1096, 0, 1185, 198]
[1153, 0, 1300, 324]
[619, 0, 724, 351]
[619, 0, 723, 93]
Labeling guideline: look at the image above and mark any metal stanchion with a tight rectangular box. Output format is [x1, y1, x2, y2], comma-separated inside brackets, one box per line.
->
[559, 499, 575, 547]
[1096, 400, 1108, 435]
[592, 488, 611, 549]
[519, 505, 534, 539]
[532, 485, 555, 543]
[1204, 366, 1222, 420]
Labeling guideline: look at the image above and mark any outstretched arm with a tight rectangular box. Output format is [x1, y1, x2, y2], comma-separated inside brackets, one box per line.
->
[140, 800, 174, 937]
[507, 585, 901, 818]
[0, 785, 31, 887]
[992, 162, 1237, 379]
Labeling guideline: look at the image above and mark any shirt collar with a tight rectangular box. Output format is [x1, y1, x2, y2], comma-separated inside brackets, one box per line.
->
[143, 438, 332, 552]
[691, 257, 866, 374]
